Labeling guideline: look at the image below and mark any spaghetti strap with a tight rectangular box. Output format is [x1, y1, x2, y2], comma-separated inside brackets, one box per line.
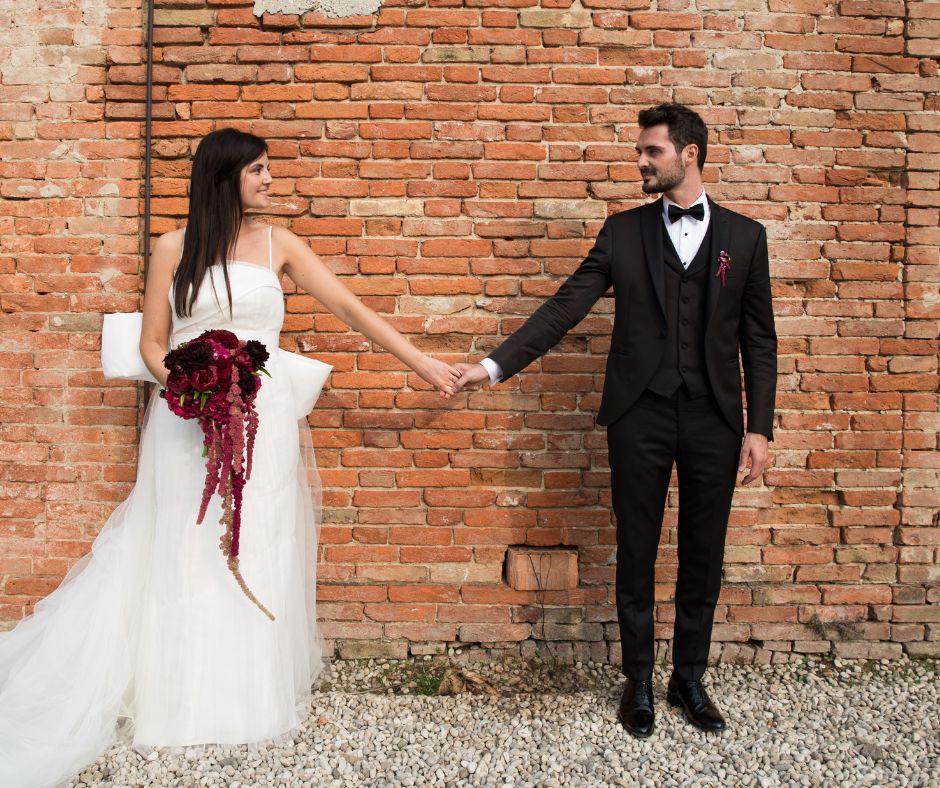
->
[268, 225, 273, 271]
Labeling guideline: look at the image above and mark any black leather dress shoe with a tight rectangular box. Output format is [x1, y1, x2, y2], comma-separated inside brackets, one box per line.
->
[666, 675, 727, 732]
[617, 678, 655, 738]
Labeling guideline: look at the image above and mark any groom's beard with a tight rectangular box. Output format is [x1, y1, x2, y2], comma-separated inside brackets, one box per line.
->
[640, 159, 686, 194]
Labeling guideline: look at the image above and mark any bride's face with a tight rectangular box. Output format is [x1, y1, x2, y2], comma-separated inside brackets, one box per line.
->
[240, 153, 272, 210]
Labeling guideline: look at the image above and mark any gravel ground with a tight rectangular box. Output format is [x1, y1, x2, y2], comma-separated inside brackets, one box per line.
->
[71, 654, 939, 787]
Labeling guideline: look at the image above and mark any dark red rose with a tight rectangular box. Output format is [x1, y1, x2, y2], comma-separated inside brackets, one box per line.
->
[212, 355, 234, 385]
[201, 329, 239, 349]
[190, 366, 219, 392]
[166, 371, 190, 395]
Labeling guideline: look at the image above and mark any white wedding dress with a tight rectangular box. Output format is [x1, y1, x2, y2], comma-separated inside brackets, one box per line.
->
[0, 230, 327, 787]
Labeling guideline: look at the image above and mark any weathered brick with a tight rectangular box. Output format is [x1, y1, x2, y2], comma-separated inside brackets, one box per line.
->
[1, 0, 935, 663]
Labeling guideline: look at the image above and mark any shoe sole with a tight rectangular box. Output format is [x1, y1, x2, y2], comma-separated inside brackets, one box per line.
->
[666, 691, 726, 733]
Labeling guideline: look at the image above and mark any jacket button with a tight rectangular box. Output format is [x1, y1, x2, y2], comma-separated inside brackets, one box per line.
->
[681, 342, 688, 350]
[681, 318, 689, 326]
[682, 296, 690, 304]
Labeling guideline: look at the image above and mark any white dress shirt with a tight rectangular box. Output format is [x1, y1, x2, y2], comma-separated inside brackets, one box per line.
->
[480, 191, 710, 385]
[662, 190, 710, 268]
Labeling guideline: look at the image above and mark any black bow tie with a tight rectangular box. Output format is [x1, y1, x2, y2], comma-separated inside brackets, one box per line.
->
[667, 203, 705, 223]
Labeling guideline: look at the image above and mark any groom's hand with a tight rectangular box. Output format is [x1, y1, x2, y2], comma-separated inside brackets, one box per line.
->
[738, 432, 770, 485]
[453, 362, 489, 392]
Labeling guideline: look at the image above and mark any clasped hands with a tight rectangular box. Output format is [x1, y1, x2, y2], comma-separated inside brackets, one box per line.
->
[417, 358, 487, 399]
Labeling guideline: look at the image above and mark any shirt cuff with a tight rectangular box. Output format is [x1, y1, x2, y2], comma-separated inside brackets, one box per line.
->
[478, 357, 502, 386]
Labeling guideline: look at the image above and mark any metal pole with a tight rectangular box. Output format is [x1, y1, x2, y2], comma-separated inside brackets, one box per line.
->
[142, 0, 155, 403]
[143, 0, 154, 281]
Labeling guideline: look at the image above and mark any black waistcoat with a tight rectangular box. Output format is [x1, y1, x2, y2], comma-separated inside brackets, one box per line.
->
[647, 221, 713, 398]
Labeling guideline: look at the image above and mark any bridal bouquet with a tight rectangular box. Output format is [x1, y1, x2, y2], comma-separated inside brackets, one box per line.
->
[162, 329, 274, 620]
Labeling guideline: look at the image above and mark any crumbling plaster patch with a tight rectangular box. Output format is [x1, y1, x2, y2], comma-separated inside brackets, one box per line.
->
[252, 0, 382, 17]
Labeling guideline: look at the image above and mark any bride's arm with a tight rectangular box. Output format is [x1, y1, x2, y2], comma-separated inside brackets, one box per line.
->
[139, 230, 182, 387]
[277, 227, 459, 397]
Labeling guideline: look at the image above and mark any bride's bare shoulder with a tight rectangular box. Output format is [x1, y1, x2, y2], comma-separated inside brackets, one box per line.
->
[154, 227, 185, 250]
[150, 228, 185, 275]
[270, 224, 300, 245]
[271, 224, 314, 260]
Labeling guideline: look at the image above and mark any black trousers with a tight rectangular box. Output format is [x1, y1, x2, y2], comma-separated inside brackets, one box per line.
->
[607, 387, 741, 681]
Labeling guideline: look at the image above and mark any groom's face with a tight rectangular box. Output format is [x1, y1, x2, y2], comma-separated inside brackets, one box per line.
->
[636, 124, 687, 194]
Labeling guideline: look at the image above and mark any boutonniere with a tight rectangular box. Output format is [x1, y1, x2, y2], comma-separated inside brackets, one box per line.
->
[716, 250, 731, 287]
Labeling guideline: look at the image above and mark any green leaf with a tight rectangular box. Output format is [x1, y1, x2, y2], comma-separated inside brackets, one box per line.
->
[259, 367, 271, 378]
[200, 391, 209, 409]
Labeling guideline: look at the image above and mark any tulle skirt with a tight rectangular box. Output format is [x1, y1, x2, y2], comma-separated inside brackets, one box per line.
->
[0, 352, 326, 788]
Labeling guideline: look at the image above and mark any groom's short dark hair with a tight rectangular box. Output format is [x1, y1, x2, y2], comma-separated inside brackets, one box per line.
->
[638, 103, 708, 171]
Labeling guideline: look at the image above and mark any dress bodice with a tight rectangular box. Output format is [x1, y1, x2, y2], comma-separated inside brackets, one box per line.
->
[169, 261, 284, 351]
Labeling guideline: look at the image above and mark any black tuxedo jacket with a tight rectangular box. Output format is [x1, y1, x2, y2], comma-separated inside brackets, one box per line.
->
[488, 197, 777, 439]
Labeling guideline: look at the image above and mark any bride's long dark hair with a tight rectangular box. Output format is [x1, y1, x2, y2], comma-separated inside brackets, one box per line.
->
[173, 128, 268, 317]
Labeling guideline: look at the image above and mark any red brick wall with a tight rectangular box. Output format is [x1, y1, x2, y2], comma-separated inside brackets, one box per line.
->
[0, 0, 145, 617]
[1, 0, 938, 663]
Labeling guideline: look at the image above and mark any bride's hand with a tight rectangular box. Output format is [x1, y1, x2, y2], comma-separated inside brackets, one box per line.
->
[416, 356, 461, 398]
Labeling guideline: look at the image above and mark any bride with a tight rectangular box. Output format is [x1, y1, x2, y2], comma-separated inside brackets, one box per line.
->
[0, 128, 460, 787]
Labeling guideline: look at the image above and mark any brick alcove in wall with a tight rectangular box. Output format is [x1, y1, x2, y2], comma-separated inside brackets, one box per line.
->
[1, 0, 938, 665]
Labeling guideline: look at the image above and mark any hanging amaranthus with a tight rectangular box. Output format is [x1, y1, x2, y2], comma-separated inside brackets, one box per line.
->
[162, 329, 273, 619]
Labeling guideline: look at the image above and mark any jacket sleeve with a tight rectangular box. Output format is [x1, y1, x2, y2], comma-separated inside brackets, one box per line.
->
[488, 217, 613, 381]
[739, 225, 777, 441]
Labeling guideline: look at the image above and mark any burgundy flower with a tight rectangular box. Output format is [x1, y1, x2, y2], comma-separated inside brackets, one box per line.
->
[237, 366, 258, 397]
[166, 341, 213, 375]
[190, 365, 219, 392]
[242, 339, 269, 368]
[201, 329, 239, 349]
[166, 371, 190, 396]
[716, 250, 732, 288]
[213, 354, 234, 381]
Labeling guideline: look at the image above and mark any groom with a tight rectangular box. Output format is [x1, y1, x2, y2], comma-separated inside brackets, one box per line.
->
[454, 103, 776, 736]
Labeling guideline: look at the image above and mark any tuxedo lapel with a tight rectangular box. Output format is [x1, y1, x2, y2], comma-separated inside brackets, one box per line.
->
[640, 199, 666, 333]
[706, 197, 731, 328]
